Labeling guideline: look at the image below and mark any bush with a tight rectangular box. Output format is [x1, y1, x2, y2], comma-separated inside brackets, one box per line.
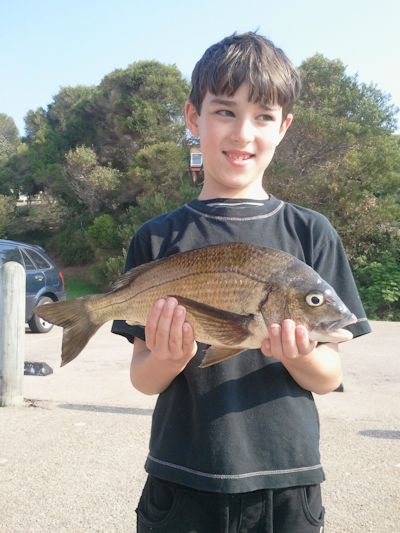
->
[353, 251, 400, 320]
[56, 229, 94, 266]
[6, 201, 66, 248]
[86, 214, 121, 251]
[118, 182, 198, 247]
[0, 194, 15, 237]
[90, 252, 126, 289]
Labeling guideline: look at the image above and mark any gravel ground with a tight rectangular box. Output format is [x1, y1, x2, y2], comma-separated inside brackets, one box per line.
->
[316, 320, 400, 532]
[0, 321, 399, 532]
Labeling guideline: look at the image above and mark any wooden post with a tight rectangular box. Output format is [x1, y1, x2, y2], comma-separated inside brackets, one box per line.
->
[0, 262, 25, 406]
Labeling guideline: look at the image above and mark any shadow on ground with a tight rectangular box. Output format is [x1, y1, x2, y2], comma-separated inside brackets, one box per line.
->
[58, 403, 154, 416]
[359, 429, 400, 440]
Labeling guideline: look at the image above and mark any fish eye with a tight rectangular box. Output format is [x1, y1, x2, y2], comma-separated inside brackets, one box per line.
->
[305, 292, 325, 307]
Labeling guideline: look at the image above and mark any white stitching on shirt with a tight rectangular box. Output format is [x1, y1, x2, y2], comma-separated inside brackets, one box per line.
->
[184, 201, 284, 221]
[205, 201, 266, 208]
[147, 455, 322, 479]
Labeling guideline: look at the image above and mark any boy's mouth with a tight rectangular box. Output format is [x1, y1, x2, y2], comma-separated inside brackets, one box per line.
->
[223, 150, 254, 162]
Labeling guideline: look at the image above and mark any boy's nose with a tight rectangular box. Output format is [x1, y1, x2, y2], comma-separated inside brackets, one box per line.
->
[231, 119, 255, 144]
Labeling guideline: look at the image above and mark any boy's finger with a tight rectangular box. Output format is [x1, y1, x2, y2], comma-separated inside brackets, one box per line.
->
[145, 298, 166, 350]
[260, 338, 271, 356]
[168, 305, 186, 353]
[268, 323, 283, 358]
[281, 319, 297, 357]
[154, 297, 178, 350]
[295, 326, 317, 355]
[182, 322, 197, 357]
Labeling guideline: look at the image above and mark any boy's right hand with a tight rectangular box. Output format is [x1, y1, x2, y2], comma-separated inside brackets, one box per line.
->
[145, 297, 198, 368]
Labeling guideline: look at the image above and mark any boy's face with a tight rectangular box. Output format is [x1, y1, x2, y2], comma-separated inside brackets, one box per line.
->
[185, 83, 292, 199]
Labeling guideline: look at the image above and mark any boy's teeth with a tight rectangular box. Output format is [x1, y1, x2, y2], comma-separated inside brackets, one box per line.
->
[226, 152, 251, 161]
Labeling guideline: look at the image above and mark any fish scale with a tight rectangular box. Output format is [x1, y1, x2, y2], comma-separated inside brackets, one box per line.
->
[33, 242, 357, 367]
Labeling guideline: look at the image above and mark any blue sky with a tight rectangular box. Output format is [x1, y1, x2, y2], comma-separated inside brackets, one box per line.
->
[1, 0, 399, 135]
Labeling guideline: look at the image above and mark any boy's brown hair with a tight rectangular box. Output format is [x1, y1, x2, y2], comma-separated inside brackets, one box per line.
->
[189, 31, 301, 120]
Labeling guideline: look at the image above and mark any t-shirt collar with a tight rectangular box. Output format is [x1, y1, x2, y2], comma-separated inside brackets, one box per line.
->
[187, 196, 282, 219]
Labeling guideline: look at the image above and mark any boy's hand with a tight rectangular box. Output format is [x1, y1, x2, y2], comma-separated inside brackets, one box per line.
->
[260, 319, 342, 394]
[261, 319, 317, 360]
[145, 297, 198, 368]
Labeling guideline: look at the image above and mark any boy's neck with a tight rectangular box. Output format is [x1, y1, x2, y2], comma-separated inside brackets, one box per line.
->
[198, 187, 270, 201]
[198, 193, 270, 201]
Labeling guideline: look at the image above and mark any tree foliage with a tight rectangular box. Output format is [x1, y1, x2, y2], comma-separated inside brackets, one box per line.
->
[0, 114, 20, 162]
[0, 55, 398, 315]
[266, 55, 400, 319]
[64, 146, 122, 214]
[0, 194, 15, 237]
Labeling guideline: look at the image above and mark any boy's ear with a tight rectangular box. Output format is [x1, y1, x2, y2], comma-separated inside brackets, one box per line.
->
[277, 113, 293, 144]
[185, 100, 200, 137]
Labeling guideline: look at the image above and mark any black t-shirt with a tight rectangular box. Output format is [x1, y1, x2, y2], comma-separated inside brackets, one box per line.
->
[112, 196, 370, 493]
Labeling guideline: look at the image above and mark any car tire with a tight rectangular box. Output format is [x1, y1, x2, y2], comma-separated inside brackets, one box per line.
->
[28, 296, 54, 333]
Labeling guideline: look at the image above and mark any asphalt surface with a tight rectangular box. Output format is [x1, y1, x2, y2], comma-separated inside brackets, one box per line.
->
[0, 320, 399, 532]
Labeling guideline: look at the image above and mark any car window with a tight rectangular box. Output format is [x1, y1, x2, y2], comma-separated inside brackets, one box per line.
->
[26, 249, 51, 269]
[0, 246, 23, 265]
[21, 248, 36, 271]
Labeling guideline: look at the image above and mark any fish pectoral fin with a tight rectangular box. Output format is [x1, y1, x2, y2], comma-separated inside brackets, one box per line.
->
[169, 295, 254, 345]
[199, 346, 245, 368]
[126, 319, 142, 326]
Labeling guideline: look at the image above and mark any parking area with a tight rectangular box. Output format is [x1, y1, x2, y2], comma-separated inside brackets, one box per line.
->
[0, 321, 399, 532]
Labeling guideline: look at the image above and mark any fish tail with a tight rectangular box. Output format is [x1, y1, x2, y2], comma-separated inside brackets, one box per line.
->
[33, 297, 102, 366]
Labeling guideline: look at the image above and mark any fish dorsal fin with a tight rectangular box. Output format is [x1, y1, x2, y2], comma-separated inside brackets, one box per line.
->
[170, 295, 254, 345]
[110, 249, 194, 292]
[110, 261, 156, 291]
[199, 346, 245, 368]
[110, 241, 297, 294]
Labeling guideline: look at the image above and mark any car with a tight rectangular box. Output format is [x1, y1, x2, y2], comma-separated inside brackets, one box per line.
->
[0, 239, 65, 333]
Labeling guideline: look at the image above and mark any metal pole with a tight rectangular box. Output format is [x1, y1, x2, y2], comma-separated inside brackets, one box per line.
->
[0, 261, 25, 406]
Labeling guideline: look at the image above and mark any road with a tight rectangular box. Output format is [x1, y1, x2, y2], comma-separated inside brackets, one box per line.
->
[0, 321, 399, 532]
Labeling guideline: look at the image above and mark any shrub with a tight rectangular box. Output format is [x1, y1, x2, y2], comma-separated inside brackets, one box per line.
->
[90, 252, 126, 289]
[86, 214, 121, 251]
[0, 194, 15, 237]
[353, 251, 400, 320]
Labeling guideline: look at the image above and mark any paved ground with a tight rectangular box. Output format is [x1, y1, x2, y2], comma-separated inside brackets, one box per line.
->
[0, 321, 399, 532]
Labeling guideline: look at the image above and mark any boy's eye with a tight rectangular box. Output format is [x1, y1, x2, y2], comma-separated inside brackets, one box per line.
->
[258, 114, 274, 122]
[216, 109, 234, 117]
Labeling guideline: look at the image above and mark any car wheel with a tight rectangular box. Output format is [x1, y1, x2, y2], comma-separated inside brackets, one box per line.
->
[28, 296, 54, 333]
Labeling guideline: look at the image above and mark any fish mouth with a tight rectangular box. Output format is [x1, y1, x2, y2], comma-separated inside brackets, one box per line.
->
[310, 313, 357, 343]
[325, 313, 357, 332]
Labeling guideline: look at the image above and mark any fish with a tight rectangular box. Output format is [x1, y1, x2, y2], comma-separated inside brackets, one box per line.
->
[33, 242, 357, 368]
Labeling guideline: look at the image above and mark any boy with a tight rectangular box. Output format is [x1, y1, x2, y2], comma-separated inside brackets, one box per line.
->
[112, 32, 370, 532]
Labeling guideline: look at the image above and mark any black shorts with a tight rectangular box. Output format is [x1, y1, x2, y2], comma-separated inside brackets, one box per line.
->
[136, 475, 325, 532]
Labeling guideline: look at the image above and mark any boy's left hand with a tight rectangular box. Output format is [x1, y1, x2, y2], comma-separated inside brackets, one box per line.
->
[261, 319, 317, 360]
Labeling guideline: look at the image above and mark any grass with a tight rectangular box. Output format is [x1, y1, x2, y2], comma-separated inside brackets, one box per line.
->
[64, 274, 101, 299]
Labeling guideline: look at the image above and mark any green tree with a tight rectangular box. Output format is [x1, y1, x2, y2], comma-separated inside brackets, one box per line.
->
[267, 54, 400, 319]
[268, 54, 400, 257]
[46, 86, 99, 150]
[13, 108, 66, 198]
[353, 251, 400, 320]
[6, 60, 190, 211]
[93, 60, 189, 170]
[5, 55, 398, 317]
[63, 146, 122, 214]
[0, 194, 15, 237]
[0, 114, 20, 162]
[125, 142, 189, 198]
